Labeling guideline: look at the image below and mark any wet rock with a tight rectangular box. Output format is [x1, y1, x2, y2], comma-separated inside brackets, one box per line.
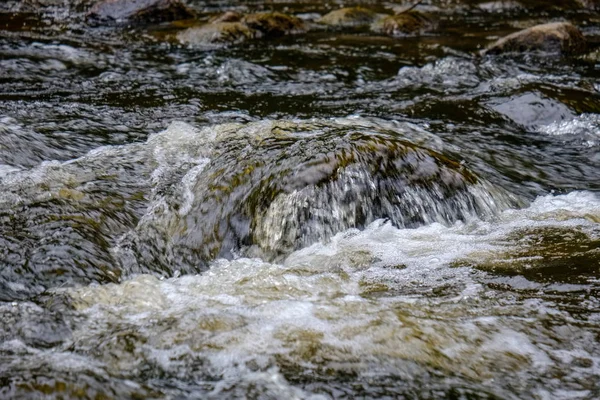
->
[87, 0, 195, 25]
[208, 10, 242, 24]
[376, 11, 434, 37]
[318, 7, 379, 28]
[484, 22, 587, 55]
[242, 12, 305, 37]
[124, 120, 519, 268]
[177, 22, 256, 46]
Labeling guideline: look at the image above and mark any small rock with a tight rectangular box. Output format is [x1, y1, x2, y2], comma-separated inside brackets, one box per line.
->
[377, 11, 433, 37]
[208, 11, 243, 24]
[484, 22, 587, 55]
[87, 0, 196, 25]
[318, 7, 379, 27]
[177, 22, 256, 46]
[242, 12, 305, 37]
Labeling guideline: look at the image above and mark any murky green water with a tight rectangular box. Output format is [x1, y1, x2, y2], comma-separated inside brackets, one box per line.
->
[1, 1, 599, 399]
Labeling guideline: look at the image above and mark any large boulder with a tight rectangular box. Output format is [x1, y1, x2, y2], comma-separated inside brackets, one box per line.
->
[122, 120, 520, 268]
[87, 0, 195, 25]
[317, 7, 379, 28]
[484, 22, 587, 55]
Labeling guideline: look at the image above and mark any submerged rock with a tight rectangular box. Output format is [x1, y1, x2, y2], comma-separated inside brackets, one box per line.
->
[242, 12, 305, 37]
[376, 11, 434, 36]
[123, 120, 520, 269]
[318, 7, 379, 27]
[87, 0, 195, 24]
[177, 22, 256, 46]
[456, 226, 600, 284]
[484, 22, 587, 55]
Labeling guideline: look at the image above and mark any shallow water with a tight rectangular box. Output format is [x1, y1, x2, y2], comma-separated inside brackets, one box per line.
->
[0, 1, 600, 399]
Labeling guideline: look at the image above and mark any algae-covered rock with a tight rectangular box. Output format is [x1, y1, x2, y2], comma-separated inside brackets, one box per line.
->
[377, 11, 434, 37]
[87, 0, 195, 24]
[242, 12, 305, 37]
[318, 7, 379, 28]
[484, 22, 587, 55]
[177, 22, 256, 46]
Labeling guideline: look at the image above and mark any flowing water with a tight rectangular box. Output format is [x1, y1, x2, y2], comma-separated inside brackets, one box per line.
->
[1, 1, 600, 399]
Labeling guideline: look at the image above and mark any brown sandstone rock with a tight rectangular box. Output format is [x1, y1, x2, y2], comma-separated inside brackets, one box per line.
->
[177, 21, 256, 45]
[317, 7, 379, 28]
[378, 11, 434, 37]
[484, 22, 587, 55]
[242, 12, 305, 37]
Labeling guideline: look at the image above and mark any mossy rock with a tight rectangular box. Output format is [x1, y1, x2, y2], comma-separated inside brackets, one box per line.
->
[377, 11, 434, 37]
[484, 22, 587, 55]
[177, 22, 256, 46]
[87, 0, 196, 25]
[318, 7, 379, 28]
[242, 12, 306, 37]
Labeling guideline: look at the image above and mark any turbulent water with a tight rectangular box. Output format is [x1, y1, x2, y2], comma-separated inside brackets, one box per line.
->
[1, 1, 600, 399]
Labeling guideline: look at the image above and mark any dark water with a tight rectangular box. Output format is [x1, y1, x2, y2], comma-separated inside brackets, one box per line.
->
[0, 1, 599, 399]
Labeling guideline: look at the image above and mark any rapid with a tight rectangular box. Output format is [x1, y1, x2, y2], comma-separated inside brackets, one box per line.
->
[0, 1, 599, 398]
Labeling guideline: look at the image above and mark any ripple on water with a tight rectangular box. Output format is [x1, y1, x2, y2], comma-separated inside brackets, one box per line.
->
[538, 113, 600, 147]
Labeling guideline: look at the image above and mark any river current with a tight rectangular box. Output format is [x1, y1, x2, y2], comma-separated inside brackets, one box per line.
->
[0, 1, 599, 399]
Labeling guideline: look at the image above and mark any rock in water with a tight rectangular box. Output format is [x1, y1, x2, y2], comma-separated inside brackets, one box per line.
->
[87, 0, 195, 24]
[484, 22, 587, 55]
[177, 22, 256, 46]
[208, 11, 243, 24]
[377, 11, 433, 37]
[242, 12, 305, 37]
[123, 120, 521, 270]
[318, 7, 379, 28]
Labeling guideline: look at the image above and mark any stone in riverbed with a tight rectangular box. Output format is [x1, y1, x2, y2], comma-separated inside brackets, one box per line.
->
[376, 11, 434, 37]
[87, 0, 196, 25]
[483, 22, 587, 55]
[177, 22, 256, 46]
[318, 7, 379, 28]
[242, 12, 306, 37]
[208, 11, 243, 24]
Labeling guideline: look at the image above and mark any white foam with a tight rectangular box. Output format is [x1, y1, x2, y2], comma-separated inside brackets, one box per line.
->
[60, 191, 600, 397]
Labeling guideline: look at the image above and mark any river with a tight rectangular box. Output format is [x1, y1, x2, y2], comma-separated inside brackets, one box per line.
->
[0, 1, 599, 399]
